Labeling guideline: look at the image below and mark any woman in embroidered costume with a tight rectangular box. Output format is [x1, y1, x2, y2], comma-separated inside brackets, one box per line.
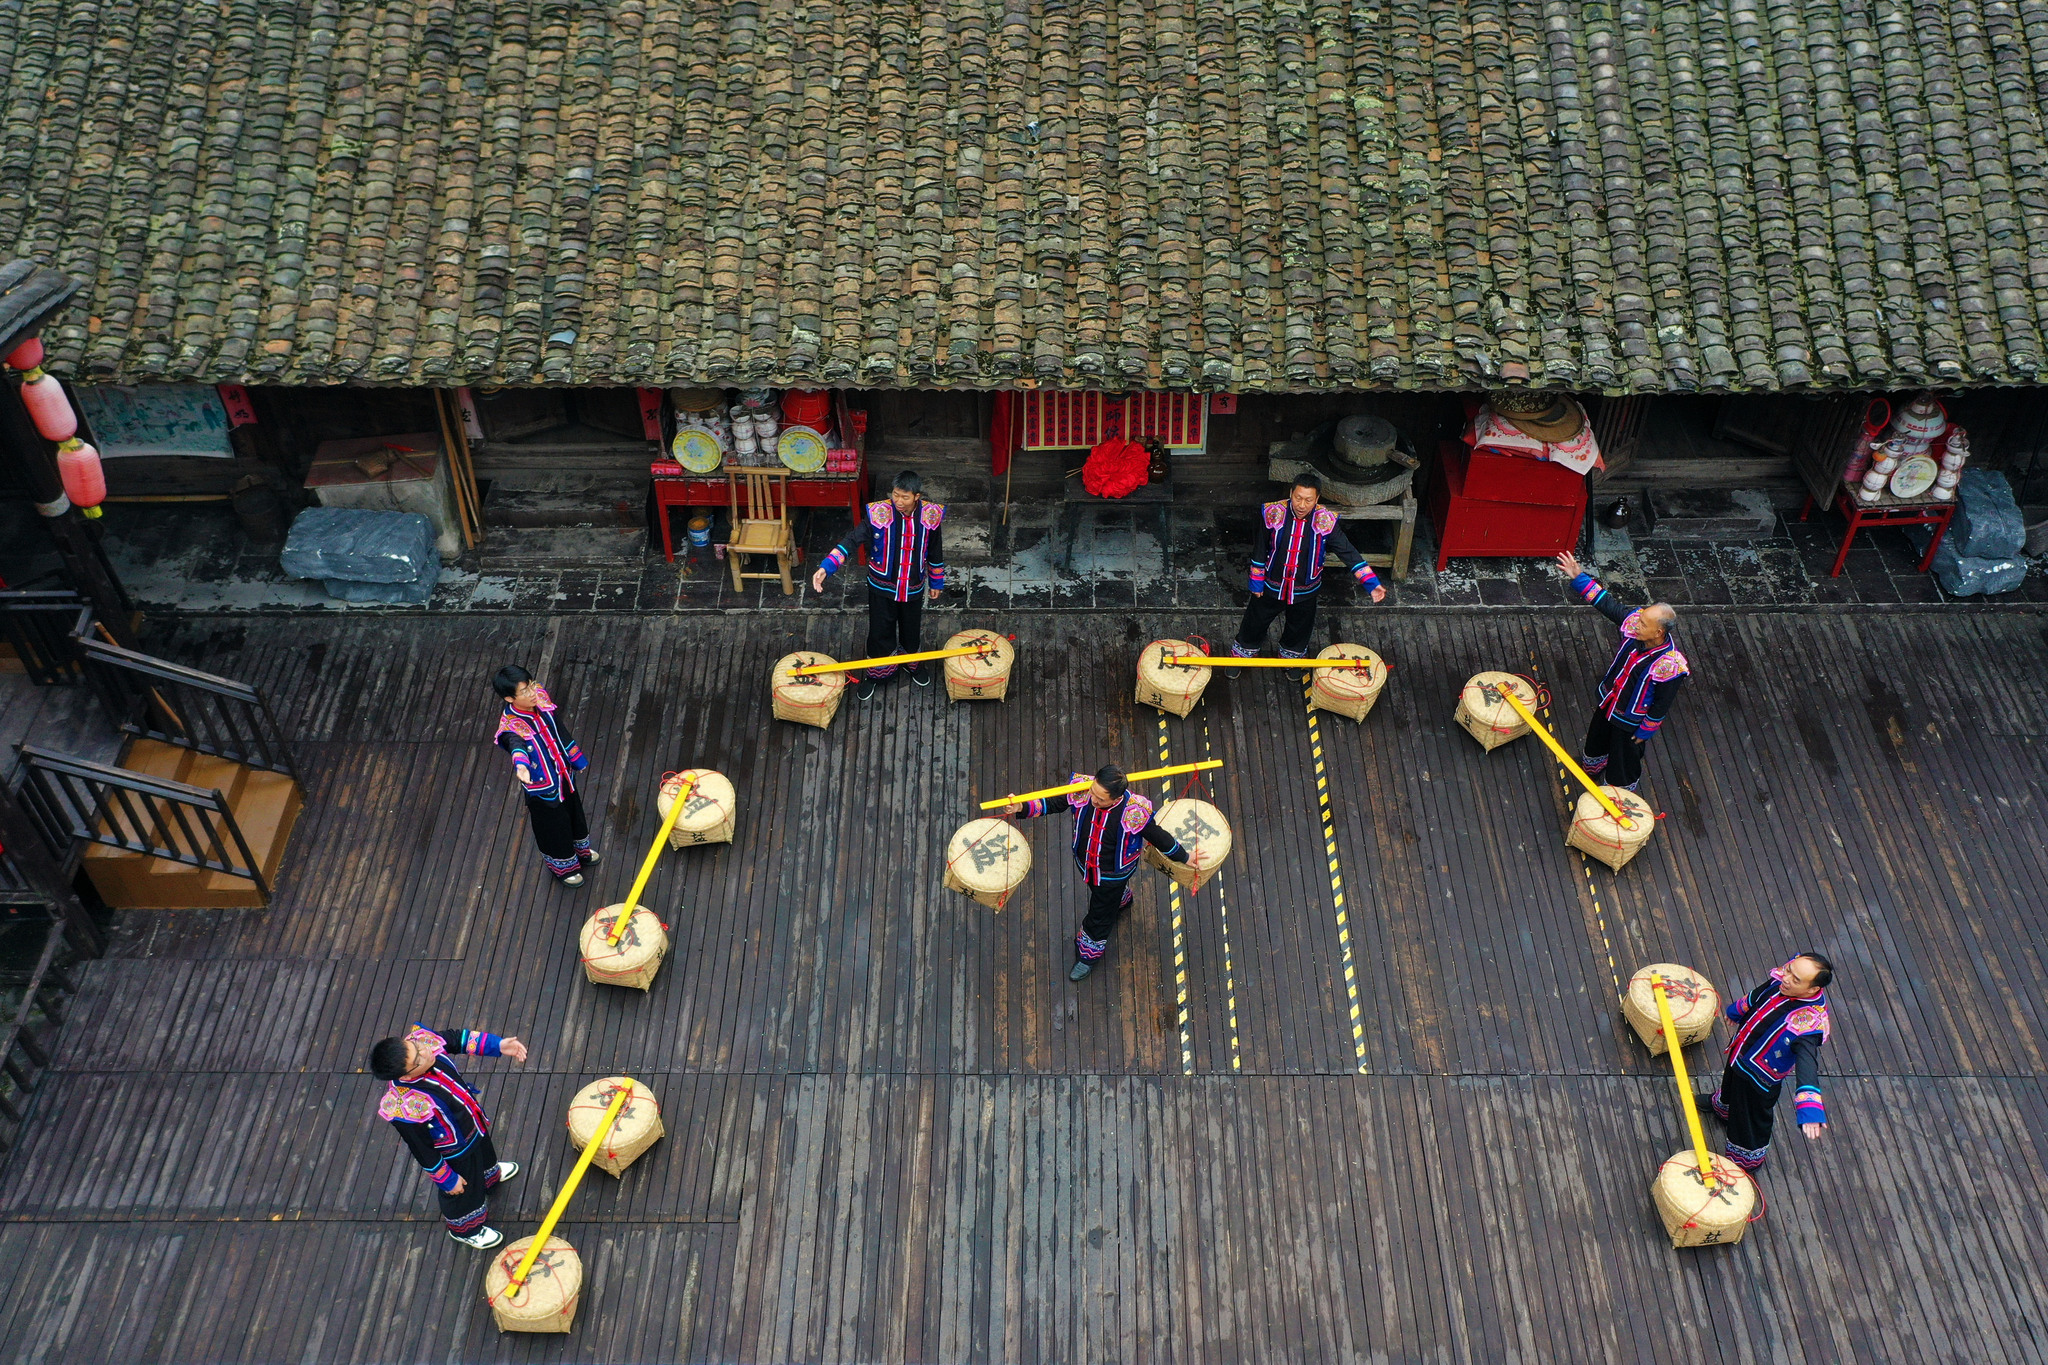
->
[369, 1024, 530, 1249]
[1230, 471, 1387, 673]
[811, 469, 946, 701]
[1554, 552, 1689, 792]
[493, 665, 601, 885]
[1001, 764, 1188, 981]
[1701, 954, 1834, 1172]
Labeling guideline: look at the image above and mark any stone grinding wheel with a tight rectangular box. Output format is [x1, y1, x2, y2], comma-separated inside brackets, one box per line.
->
[1651, 1151, 1758, 1247]
[1621, 963, 1720, 1055]
[579, 904, 667, 990]
[942, 817, 1032, 909]
[1454, 671, 1537, 750]
[658, 769, 737, 848]
[1333, 413, 1398, 468]
[771, 651, 848, 728]
[1306, 644, 1387, 722]
[485, 1235, 583, 1333]
[1567, 786, 1656, 870]
[566, 1075, 664, 1177]
[1135, 639, 1210, 716]
[942, 629, 1016, 702]
[1140, 798, 1232, 891]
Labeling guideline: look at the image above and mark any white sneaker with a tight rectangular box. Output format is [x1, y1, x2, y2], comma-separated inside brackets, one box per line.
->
[563, 872, 585, 886]
[450, 1225, 504, 1250]
[492, 1161, 521, 1184]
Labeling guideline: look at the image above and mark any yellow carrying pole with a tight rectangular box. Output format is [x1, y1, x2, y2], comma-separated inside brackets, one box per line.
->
[507, 1085, 631, 1288]
[1163, 655, 1372, 670]
[607, 775, 696, 945]
[791, 644, 988, 676]
[1651, 972, 1718, 1190]
[1491, 685, 1636, 829]
[978, 759, 1222, 810]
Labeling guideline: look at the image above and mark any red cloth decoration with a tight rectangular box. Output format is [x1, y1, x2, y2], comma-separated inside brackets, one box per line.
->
[1082, 437, 1149, 498]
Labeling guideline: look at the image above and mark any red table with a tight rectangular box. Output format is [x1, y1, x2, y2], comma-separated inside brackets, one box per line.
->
[653, 462, 867, 562]
[1800, 481, 1955, 577]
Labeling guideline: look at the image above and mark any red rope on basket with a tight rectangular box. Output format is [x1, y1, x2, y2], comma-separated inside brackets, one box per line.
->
[1511, 671, 1553, 711]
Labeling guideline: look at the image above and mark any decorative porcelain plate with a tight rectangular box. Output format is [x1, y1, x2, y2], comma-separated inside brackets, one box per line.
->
[1888, 453, 1938, 500]
[778, 426, 827, 473]
[675, 429, 723, 474]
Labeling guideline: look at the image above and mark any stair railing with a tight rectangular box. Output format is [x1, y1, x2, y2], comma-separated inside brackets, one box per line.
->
[0, 908, 86, 1152]
[13, 745, 271, 904]
[0, 591, 89, 686]
[70, 621, 301, 784]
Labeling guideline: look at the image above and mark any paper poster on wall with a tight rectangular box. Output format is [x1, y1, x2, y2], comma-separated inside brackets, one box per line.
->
[73, 384, 234, 458]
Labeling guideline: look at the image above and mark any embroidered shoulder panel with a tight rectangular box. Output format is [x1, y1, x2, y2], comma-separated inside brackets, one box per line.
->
[1120, 793, 1154, 832]
[1312, 507, 1338, 534]
[920, 501, 946, 528]
[867, 500, 894, 527]
[1618, 609, 1642, 639]
[379, 1084, 436, 1124]
[404, 1025, 447, 1059]
[494, 713, 535, 744]
[1262, 501, 1288, 529]
[1649, 651, 1689, 682]
[1786, 1003, 1831, 1043]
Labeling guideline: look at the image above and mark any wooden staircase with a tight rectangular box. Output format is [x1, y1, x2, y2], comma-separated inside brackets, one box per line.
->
[78, 739, 301, 910]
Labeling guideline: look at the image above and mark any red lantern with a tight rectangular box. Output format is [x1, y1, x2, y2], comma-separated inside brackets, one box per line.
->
[19, 372, 76, 442]
[5, 337, 44, 371]
[56, 438, 106, 517]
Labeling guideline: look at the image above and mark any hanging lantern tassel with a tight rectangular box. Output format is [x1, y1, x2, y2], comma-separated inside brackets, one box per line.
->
[18, 370, 79, 443]
[57, 438, 105, 517]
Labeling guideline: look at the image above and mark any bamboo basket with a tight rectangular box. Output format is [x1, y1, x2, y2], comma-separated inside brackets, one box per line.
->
[1454, 671, 1536, 750]
[772, 651, 848, 728]
[942, 629, 1016, 702]
[1306, 644, 1387, 722]
[566, 1075, 664, 1177]
[1652, 1151, 1758, 1247]
[485, 1236, 582, 1333]
[1136, 639, 1210, 716]
[1140, 798, 1232, 891]
[579, 904, 667, 990]
[942, 817, 1032, 909]
[1621, 963, 1720, 1055]
[1567, 786, 1655, 870]
[658, 769, 737, 847]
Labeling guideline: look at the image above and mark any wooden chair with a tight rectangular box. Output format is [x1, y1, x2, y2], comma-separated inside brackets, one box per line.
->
[724, 471, 796, 594]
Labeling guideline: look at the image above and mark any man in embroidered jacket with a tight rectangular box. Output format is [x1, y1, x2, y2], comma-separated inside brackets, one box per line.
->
[370, 1024, 530, 1249]
[1002, 764, 1189, 981]
[493, 665, 600, 885]
[811, 469, 945, 701]
[1231, 471, 1387, 669]
[1704, 954, 1833, 1172]
[1554, 552, 1689, 791]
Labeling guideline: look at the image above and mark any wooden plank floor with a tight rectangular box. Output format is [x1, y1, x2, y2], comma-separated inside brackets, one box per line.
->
[3, 605, 2047, 1363]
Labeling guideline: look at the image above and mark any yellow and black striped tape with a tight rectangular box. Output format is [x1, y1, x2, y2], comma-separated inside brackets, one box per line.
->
[1304, 680, 1370, 1074]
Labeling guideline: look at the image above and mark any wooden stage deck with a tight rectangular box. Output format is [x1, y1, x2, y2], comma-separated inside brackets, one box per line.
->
[3, 605, 2047, 1363]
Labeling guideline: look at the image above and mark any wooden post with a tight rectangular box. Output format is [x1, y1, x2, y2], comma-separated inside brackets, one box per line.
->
[0, 376, 133, 647]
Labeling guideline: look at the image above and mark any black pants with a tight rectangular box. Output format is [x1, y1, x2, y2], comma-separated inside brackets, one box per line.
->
[526, 788, 591, 879]
[1074, 875, 1136, 960]
[1234, 590, 1318, 658]
[863, 587, 925, 680]
[1581, 713, 1647, 789]
[1713, 1066, 1779, 1171]
[437, 1133, 503, 1234]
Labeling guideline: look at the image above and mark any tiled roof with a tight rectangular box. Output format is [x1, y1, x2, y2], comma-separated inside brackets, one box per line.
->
[5, 2, 2048, 393]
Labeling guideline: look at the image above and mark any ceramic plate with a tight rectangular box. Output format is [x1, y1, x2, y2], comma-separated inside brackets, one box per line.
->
[675, 429, 723, 474]
[778, 426, 827, 473]
[1889, 453, 1938, 499]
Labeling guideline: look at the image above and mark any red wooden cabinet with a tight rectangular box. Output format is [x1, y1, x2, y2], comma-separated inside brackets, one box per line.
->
[1426, 441, 1588, 570]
